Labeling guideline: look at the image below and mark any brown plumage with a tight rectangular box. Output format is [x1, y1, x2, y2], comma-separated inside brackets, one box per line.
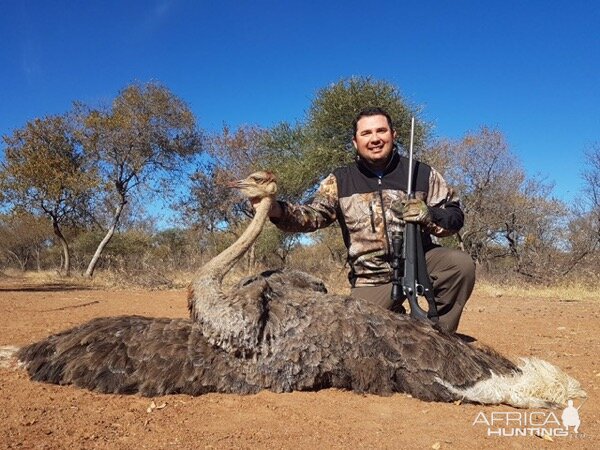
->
[17, 172, 585, 406]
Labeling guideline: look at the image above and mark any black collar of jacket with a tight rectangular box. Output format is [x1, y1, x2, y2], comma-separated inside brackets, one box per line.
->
[355, 147, 400, 178]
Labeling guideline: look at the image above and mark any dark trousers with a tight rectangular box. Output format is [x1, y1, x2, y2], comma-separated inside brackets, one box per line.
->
[350, 247, 475, 333]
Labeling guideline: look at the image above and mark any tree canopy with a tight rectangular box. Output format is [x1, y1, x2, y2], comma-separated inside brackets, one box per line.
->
[1, 77, 597, 284]
[1, 114, 96, 275]
[262, 77, 430, 201]
[76, 82, 203, 276]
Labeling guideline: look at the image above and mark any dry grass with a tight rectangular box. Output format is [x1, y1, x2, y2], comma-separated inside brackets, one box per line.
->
[474, 279, 600, 302]
[4, 268, 599, 303]
[1, 269, 93, 287]
[1, 268, 176, 291]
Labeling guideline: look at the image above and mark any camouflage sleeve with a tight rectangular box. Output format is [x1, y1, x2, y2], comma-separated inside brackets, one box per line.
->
[425, 168, 464, 237]
[271, 173, 338, 233]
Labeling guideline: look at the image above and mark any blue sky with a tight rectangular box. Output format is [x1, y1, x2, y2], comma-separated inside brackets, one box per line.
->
[1, 0, 598, 203]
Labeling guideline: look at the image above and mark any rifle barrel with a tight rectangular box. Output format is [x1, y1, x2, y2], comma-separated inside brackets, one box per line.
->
[407, 117, 415, 198]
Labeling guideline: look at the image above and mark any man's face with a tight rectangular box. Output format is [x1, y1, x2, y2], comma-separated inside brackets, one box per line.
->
[352, 114, 396, 168]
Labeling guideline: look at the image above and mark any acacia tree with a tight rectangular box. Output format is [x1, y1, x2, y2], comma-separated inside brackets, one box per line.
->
[439, 128, 524, 265]
[201, 77, 429, 205]
[582, 143, 600, 242]
[438, 127, 566, 279]
[78, 82, 203, 277]
[262, 76, 431, 201]
[184, 125, 296, 270]
[189, 77, 431, 270]
[563, 143, 600, 276]
[0, 211, 52, 271]
[307, 76, 428, 155]
[0, 115, 96, 275]
[183, 125, 268, 231]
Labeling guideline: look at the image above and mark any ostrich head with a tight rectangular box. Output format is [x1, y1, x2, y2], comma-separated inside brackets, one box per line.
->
[228, 171, 277, 202]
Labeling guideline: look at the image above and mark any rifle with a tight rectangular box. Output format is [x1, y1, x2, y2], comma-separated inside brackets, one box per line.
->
[391, 117, 439, 323]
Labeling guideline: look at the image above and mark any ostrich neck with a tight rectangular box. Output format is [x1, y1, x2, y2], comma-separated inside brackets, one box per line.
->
[188, 194, 274, 352]
[197, 195, 273, 283]
[188, 193, 273, 352]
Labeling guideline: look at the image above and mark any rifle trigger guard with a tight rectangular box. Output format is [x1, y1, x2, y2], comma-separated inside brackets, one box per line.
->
[416, 283, 425, 296]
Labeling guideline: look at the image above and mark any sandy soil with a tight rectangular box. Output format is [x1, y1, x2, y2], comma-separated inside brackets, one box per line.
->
[0, 276, 598, 449]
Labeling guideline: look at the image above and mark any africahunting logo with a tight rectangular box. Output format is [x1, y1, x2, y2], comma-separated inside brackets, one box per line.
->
[473, 400, 586, 439]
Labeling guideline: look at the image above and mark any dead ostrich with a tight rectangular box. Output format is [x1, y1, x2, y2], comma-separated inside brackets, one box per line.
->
[10, 171, 585, 407]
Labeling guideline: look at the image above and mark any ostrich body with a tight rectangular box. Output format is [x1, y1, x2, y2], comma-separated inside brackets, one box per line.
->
[15, 172, 585, 407]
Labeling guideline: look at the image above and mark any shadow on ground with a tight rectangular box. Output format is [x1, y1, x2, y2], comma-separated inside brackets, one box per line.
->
[455, 332, 477, 343]
[0, 283, 95, 293]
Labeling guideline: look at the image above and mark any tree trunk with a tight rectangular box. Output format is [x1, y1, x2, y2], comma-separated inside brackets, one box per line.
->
[85, 200, 126, 278]
[52, 219, 71, 276]
[7, 250, 27, 272]
[35, 247, 41, 272]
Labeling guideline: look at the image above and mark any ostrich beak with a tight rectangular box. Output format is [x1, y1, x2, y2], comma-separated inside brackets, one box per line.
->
[226, 179, 245, 189]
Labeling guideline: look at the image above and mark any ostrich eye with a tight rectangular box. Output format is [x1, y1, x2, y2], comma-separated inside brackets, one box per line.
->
[247, 172, 272, 185]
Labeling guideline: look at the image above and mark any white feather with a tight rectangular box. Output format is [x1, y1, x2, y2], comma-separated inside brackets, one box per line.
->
[0, 345, 19, 369]
[438, 357, 587, 408]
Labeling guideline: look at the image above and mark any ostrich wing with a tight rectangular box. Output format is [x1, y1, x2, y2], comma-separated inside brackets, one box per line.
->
[232, 270, 519, 400]
[17, 316, 260, 396]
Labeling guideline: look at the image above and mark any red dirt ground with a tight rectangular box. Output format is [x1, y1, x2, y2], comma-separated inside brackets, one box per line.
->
[0, 276, 598, 449]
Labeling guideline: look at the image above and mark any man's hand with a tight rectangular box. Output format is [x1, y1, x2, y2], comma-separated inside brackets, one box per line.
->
[249, 197, 283, 219]
[402, 199, 431, 224]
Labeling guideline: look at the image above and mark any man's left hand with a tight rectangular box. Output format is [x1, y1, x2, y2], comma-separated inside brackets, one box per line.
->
[402, 199, 432, 224]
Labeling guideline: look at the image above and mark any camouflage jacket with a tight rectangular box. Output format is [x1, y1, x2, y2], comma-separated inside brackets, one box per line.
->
[272, 151, 464, 287]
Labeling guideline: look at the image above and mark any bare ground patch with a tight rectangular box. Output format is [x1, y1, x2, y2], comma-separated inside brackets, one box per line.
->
[1, 279, 598, 449]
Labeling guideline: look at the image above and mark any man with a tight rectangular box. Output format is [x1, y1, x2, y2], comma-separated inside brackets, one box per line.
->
[265, 107, 475, 333]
